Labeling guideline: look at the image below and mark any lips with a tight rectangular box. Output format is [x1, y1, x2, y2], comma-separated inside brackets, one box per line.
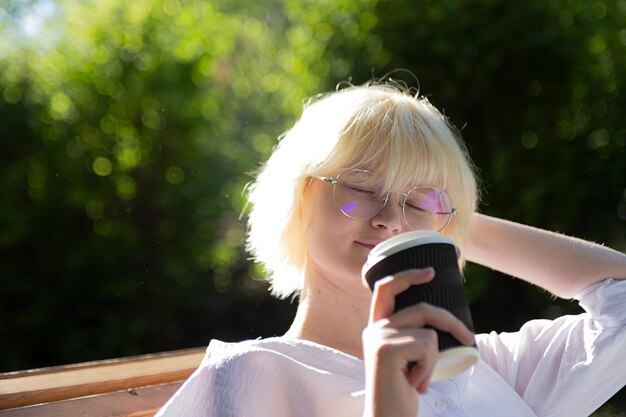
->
[355, 240, 382, 250]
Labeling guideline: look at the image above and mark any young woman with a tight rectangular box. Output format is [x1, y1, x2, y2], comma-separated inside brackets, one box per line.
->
[157, 82, 626, 417]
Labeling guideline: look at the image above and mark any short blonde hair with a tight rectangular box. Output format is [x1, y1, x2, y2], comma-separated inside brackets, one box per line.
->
[246, 83, 479, 299]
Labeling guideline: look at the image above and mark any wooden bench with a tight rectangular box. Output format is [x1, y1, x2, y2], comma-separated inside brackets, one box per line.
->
[0, 347, 205, 417]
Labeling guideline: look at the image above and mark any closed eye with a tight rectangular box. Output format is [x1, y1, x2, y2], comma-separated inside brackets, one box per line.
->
[405, 203, 427, 212]
[346, 185, 377, 195]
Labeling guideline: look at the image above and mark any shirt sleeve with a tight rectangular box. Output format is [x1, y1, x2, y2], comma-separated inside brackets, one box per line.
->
[476, 278, 626, 417]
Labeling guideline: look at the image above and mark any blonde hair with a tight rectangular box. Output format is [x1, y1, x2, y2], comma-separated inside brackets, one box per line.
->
[246, 83, 479, 299]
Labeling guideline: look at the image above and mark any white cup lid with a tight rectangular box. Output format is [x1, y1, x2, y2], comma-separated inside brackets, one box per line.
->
[362, 230, 459, 277]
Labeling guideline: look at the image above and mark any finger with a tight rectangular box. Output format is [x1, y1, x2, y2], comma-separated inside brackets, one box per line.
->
[417, 367, 434, 394]
[369, 268, 435, 323]
[410, 358, 436, 394]
[388, 303, 475, 345]
[405, 329, 438, 392]
[369, 327, 439, 370]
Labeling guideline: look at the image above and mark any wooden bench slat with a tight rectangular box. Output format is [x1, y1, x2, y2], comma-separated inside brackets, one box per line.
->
[0, 381, 183, 417]
[0, 347, 205, 380]
[0, 348, 205, 410]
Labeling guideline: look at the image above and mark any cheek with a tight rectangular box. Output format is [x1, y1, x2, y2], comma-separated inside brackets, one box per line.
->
[304, 194, 371, 285]
[302, 184, 352, 263]
[304, 185, 343, 246]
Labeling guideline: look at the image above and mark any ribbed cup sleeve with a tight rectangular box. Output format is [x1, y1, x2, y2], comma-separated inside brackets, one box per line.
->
[364, 242, 475, 351]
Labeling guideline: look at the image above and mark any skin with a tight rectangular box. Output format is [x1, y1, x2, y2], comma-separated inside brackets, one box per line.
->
[285, 177, 626, 417]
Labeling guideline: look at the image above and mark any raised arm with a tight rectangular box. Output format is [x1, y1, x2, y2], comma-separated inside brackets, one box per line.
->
[464, 213, 626, 299]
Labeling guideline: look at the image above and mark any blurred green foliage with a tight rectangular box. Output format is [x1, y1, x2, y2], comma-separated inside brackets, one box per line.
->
[1, 0, 624, 413]
[0, 0, 328, 368]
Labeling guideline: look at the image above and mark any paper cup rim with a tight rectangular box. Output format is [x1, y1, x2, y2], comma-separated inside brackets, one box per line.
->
[369, 230, 457, 258]
[431, 346, 479, 381]
[362, 231, 459, 278]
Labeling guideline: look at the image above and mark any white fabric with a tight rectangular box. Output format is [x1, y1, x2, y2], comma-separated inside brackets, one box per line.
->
[156, 279, 626, 417]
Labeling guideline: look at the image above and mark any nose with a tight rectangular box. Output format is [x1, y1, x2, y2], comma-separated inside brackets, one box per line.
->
[370, 194, 405, 232]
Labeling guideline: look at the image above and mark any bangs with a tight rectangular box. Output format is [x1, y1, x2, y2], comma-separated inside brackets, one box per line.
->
[312, 92, 453, 196]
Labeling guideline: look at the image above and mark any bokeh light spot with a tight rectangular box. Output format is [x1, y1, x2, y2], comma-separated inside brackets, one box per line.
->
[165, 166, 185, 184]
[93, 157, 113, 176]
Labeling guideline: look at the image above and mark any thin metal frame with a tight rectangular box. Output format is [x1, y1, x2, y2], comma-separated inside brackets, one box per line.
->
[317, 168, 458, 231]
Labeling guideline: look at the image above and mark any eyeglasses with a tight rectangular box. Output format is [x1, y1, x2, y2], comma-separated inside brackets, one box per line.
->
[316, 168, 457, 232]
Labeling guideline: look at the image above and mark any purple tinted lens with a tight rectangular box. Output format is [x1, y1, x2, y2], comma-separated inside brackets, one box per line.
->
[404, 187, 452, 230]
[424, 190, 448, 213]
[341, 199, 380, 218]
[335, 169, 384, 219]
[406, 188, 450, 213]
[341, 200, 360, 213]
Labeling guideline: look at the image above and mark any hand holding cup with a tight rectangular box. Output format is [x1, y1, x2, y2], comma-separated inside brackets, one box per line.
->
[362, 230, 478, 381]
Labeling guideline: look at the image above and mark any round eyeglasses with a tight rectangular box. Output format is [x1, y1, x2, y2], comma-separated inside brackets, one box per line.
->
[316, 168, 457, 232]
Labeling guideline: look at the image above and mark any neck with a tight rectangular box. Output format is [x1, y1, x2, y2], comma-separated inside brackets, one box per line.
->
[284, 267, 371, 359]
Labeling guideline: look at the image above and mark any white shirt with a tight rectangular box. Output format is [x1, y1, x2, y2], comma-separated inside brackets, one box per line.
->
[156, 279, 626, 417]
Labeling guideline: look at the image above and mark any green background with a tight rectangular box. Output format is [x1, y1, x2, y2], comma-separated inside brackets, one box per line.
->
[1, 0, 624, 414]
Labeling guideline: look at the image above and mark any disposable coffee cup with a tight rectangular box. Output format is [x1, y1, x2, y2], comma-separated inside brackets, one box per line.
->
[362, 230, 478, 381]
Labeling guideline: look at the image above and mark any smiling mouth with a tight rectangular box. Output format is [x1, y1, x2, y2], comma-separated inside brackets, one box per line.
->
[356, 241, 377, 250]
